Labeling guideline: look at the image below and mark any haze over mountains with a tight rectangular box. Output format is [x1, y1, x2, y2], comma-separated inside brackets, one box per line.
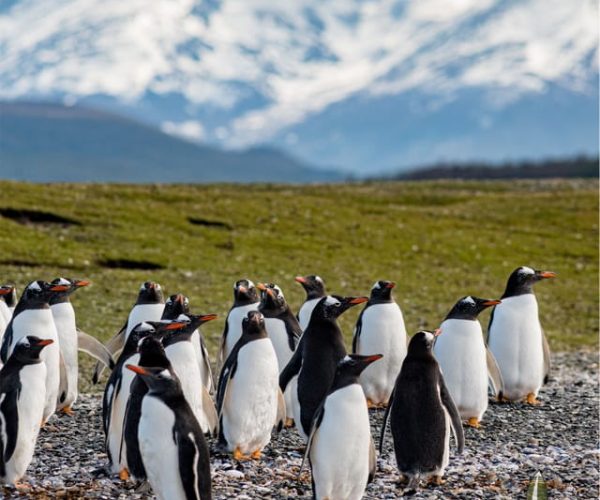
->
[0, 0, 598, 180]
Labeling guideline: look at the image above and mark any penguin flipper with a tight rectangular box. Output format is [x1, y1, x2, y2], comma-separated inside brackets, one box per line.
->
[299, 404, 325, 478]
[439, 375, 464, 454]
[368, 437, 377, 484]
[77, 329, 115, 370]
[58, 350, 69, 408]
[201, 385, 219, 436]
[199, 335, 215, 394]
[542, 328, 551, 384]
[352, 310, 364, 353]
[176, 428, 210, 500]
[217, 316, 230, 372]
[92, 325, 126, 384]
[485, 348, 504, 398]
[275, 387, 286, 432]
[279, 345, 302, 392]
[0, 321, 14, 363]
[2, 388, 19, 463]
[379, 389, 394, 453]
[216, 358, 236, 419]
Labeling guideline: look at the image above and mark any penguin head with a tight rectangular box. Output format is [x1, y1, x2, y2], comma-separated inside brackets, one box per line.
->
[295, 275, 326, 300]
[336, 353, 383, 377]
[257, 283, 286, 309]
[13, 335, 54, 363]
[0, 284, 16, 306]
[125, 365, 180, 394]
[136, 281, 164, 305]
[445, 296, 501, 321]
[317, 295, 369, 320]
[407, 329, 441, 356]
[20, 280, 63, 305]
[163, 293, 190, 319]
[233, 279, 259, 305]
[503, 266, 557, 297]
[242, 310, 267, 337]
[175, 313, 218, 331]
[48, 277, 90, 304]
[369, 280, 396, 301]
[138, 336, 171, 369]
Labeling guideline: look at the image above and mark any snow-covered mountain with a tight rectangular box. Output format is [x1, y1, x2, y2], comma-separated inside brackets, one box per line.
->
[0, 0, 598, 175]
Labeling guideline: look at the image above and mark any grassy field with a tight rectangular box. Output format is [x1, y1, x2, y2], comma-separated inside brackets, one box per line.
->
[0, 179, 596, 391]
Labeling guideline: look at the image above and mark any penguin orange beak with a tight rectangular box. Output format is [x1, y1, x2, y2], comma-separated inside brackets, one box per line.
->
[49, 285, 70, 292]
[126, 364, 149, 376]
[539, 271, 557, 279]
[199, 314, 218, 323]
[385, 282, 396, 289]
[237, 285, 247, 294]
[363, 354, 384, 364]
[165, 321, 188, 330]
[35, 339, 54, 347]
[75, 280, 91, 287]
[0, 287, 13, 295]
[295, 276, 307, 284]
[482, 299, 501, 306]
[433, 328, 442, 337]
[256, 283, 267, 291]
[175, 294, 185, 305]
[349, 297, 369, 305]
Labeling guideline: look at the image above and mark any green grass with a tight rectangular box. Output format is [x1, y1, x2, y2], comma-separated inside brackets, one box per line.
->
[0, 179, 596, 391]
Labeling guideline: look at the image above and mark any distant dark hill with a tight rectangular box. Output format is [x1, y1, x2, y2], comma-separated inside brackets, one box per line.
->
[392, 156, 599, 180]
[0, 102, 340, 183]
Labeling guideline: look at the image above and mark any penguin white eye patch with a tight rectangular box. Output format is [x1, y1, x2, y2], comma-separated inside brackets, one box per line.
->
[57, 277, 71, 286]
[463, 296, 475, 305]
[519, 266, 535, 275]
[28, 282, 42, 291]
[324, 296, 341, 306]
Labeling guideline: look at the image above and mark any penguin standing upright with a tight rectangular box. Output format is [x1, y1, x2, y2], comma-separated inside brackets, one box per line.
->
[352, 280, 407, 407]
[218, 279, 259, 368]
[487, 266, 556, 404]
[257, 283, 301, 424]
[217, 311, 285, 460]
[163, 294, 214, 394]
[1, 286, 17, 318]
[126, 364, 212, 500]
[0, 285, 16, 341]
[93, 281, 165, 383]
[280, 295, 368, 440]
[433, 296, 504, 427]
[0, 336, 53, 485]
[162, 314, 219, 435]
[1, 281, 65, 424]
[294, 275, 327, 330]
[303, 354, 381, 500]
[380, 330, 464, 492]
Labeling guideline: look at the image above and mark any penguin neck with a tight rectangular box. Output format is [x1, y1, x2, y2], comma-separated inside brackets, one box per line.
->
[49, 294, 72, 306]
[234, 296, 259, 308]
[138, 350, 170, 369]
[502, 281, 534, 298]
[368, 296, 394, 306]
[329, 372, 359, 393]
[305, 290, 325, 301]
[444, 310, 479, 321]
[13, 299, 49, 317]
[7, 352, 42, 368]
[162, 331, 194, 347]
[259, 302, 288, 319]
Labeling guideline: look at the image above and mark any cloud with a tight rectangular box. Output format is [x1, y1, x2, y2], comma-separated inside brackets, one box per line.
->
[161, 119, 205, 141]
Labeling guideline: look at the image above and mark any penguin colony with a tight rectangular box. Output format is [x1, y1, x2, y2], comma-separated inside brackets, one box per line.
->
[0, 266, 555, 499]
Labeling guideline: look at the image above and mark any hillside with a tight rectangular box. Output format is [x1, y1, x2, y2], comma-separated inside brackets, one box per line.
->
[0, 102, 340, 183]
[0, 179, 596, 391]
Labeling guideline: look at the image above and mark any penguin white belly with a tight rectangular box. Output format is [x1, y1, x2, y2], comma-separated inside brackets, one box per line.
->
[224, 303, 258, 360]
[108, 354, 139, 472]
[264, 318, 295, 419]
[126, 304, 164, 336]
[51, 303, 79, 409]
[0, 302, 11, 325]
[310, 385, 371, 500]
[488, 295, 544, 400]
[2, 363, 47, 484]
[356, 303, 407, 405]
[165, 342, 208, 431]
[434, 319, 488, 420]
[298, 298, 320, 331]
[223, 338, 279, 455]
[139, 396, 186, 500]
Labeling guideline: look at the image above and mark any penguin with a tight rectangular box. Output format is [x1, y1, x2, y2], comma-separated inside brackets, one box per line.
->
[380, 330, 465, 492]
[0, 336, 53, 486]
[0, 281, 65, 424]
[302, 354, 382, 500]
[433, 296, 504, 427]
[162, 314, 219, 435]
[0, 285, 16, 342]
[93, 281, 165, 383]
[1, 285, 17, 318]
[162, 294, 214, 394]
[126, 364, 212, 500]
[257, 282, 301, 425]
[217, 279, 260, 368]
[487, 266, 556, 404]
[216, 311, 285, 460]
[352, 280, 407, 407]
[294, 275, 327, 331]
[103, 320, 186, 478]
[49, 277, 114, 414]
[280, 295, 368, 440]
[122, 335, 172, 482]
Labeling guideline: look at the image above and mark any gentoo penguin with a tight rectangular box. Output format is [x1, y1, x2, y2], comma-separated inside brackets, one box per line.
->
[433, 296, 504, 427]
[301, 354, 381, 500]
[257, 282, 301, 425]
[352, 280, 407, 407]
[162, 314, 219, 435]
[103, 320, 186, 478]
[487, 266, 556, 404]
[216, 311, 285, 460]
[0, 285, 15, 341]
[163, 294, 214, 394]
[217, 279, 260, 368]
[93, 281, 165, 383]
[380, 330, 464, 492]
[0, 336, 53, 486]
[294, 275, 327, 330]
[280, 295, 368, 440]
[49, 277, 113, 414]
[0, 281, 64, 424]
[126, 364, 212, 500]
[1, 285, 17, 317]
[123, 336, 172, 482]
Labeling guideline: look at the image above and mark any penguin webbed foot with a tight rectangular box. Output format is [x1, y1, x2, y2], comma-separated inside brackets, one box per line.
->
[61, 406, 75, 417]
[526, 393, 541, 405]
[119, 468, 130, 481]
[466, 417, 481, 429]
[284, 418, 295, 428]
[233, 447, 250, 461]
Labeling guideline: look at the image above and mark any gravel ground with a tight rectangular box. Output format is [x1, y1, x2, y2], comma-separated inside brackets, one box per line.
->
[1, 351, 597, 499]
